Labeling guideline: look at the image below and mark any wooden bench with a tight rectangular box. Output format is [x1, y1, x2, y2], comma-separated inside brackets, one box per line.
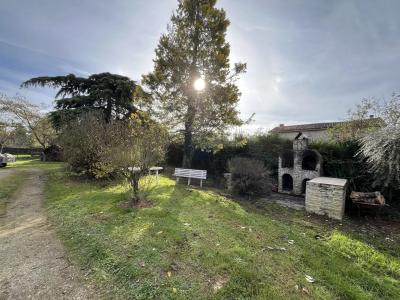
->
[173, 168, 207, 187]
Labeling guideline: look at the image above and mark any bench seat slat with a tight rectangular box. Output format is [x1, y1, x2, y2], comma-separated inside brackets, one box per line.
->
[173, 168, 207, 180]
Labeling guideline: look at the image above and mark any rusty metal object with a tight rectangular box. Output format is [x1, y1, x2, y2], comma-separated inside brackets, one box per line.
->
[350, 191, 385, 206]
[350, 191, 386, 218]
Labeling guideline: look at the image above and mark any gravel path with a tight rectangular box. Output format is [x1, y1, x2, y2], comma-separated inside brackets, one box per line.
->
[0, 169, 99, 299]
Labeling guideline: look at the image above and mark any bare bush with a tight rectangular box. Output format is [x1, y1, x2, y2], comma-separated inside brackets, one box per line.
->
[355, 94, 400, 201]
[358, 125, 400, 200]
[228, 157, 271, 198]
[59, 112, 116, 178]
[110, 116, 169, 204]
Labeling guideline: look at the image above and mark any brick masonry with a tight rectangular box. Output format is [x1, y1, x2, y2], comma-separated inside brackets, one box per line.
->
[305, 177, 348, 220]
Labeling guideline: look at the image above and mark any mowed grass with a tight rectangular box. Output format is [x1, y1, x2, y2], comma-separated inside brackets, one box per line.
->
[0, 170, 28, 216]
[9, 155, 64, 171]
[42, 169, 400, 299]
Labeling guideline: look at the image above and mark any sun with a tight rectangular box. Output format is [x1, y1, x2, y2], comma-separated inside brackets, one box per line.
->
[194, 78, 206, 91]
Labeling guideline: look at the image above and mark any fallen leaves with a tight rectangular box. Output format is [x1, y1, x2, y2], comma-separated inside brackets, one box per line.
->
[295, 284, 310, 295]
[305, 274, 315, 283]
[262, 246, 287, 252]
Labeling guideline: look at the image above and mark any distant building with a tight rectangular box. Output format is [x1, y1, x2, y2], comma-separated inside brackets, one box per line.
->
[270, 121, 340, 141]
[270, 116, 380, 142]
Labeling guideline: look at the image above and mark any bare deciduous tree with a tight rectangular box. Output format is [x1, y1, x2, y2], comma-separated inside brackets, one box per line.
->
[0, 94, 55, 149]
[110, 117, 169, 204]
[0, 120, 15, 153]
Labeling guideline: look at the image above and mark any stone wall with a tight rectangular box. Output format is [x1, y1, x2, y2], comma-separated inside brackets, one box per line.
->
[305, 177, 348, 220]
[278, 149, 321, 195]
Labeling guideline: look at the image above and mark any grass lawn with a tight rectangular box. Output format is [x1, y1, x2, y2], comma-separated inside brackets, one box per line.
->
[9, 155, 64, 171]
[41, 165, 400, 299]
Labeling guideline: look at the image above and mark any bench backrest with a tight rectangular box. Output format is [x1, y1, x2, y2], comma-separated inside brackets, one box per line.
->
[174, 168, 207, 180]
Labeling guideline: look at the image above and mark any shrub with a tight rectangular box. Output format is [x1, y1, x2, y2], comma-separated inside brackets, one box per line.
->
[58, 112, 117, 178]
[59, 111, 169, 204]
[41, 144, 62, 162]
[246, 133, 292, 173]
[358, 125, 400, 202]
[228, 157, 271, 198]
[311, 140, 374, 192]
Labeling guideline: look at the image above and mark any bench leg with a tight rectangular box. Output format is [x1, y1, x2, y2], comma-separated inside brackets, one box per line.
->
[176, 177, 180, 184]
[200, 179, 203, 187]
[188, 178, 191, 186]
[156, 170, 159, 185]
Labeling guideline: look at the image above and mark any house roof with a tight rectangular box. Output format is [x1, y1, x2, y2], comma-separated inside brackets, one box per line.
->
[270, 118, 383, 134]
[270, 121, 342, 133]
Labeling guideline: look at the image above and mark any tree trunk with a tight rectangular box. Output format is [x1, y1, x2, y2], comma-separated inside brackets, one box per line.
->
[130, 173, 140, 205]
[182, 104, 195, 168]
[182, 131, 193, 168]
[105, 100, 113, 123]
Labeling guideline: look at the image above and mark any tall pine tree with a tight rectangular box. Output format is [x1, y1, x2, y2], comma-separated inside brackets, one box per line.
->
[143, 0, 246, 167]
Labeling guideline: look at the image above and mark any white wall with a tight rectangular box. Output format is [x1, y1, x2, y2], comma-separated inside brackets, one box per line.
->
[276, 130, 329, 142]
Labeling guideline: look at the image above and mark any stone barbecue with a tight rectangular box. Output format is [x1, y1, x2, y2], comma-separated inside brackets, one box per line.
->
[278, 133, 322, 195]
[305, 177, 348, 220]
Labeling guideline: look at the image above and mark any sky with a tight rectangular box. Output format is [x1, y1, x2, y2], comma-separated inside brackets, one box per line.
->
[1, 0, 399, 132]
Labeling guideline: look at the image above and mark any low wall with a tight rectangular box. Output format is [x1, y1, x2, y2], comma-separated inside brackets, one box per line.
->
[305, 177, 348, 220]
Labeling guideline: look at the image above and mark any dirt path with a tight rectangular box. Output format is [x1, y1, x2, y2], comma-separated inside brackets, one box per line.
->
[0, 170, 99, 299]
[0, 169, 14, 180]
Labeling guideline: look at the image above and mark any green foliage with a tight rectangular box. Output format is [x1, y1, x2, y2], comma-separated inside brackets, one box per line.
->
[58, 112, 117, 178]
[143, 0, 246, 166]
[58, 110, 169, 203]
[311, 140, 374, 191]
[246, 133, 292, 175]
[22, 73, 147, 127]
[228, 157, 271, 197]
[168, 133, 292, 182]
